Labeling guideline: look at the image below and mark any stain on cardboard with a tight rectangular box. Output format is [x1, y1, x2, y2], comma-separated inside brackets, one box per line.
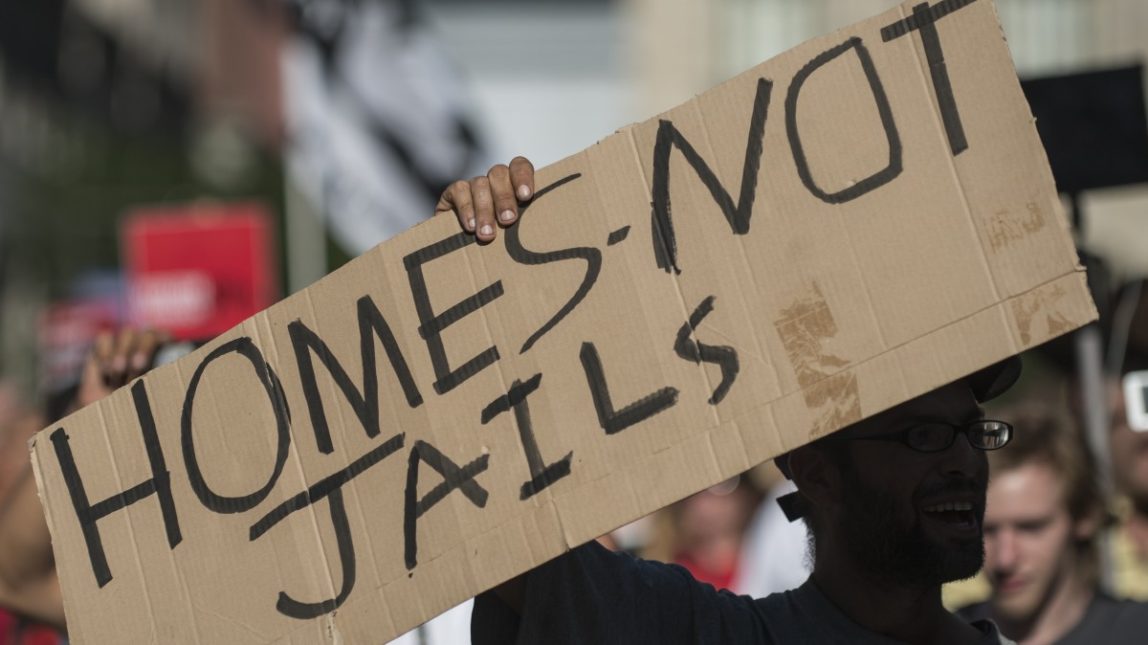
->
[774, 283, 861, 438]
[802, 373, 862, 438]
[1011, 283, 1072, 347]
[987, 202, 1045, 251]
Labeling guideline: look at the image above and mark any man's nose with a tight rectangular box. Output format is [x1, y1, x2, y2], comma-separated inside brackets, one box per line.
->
[936, 429, 985, 477]
[988, 529, 1017, 572]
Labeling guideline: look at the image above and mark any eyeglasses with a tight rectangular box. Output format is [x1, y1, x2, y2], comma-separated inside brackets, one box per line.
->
[842, 419, 1013, 453]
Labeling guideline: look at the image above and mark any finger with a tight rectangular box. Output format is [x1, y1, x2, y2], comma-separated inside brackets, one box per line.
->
[471, 175, 496, 243]
[436, 180, 476, 233]
[509, 156, 535, 202]
[109, 328, 138, 386]
[90, 331, 116, 386]
[82, 333, 112, 391]
[91, 331, 115, 371]
[80, 351, 102, 391]
[487, 164, 519, 227]
[128, 329, 168, 378]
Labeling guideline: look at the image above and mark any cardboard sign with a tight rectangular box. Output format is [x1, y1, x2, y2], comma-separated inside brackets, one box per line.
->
[32, 1, 1096, 642]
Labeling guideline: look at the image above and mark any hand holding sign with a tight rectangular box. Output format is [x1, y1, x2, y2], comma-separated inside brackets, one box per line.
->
[77, 328, 171, 409]
[436, 156, 535, 243]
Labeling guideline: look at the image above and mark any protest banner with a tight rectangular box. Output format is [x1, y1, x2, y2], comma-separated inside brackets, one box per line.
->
[32, 1, 1096, 641]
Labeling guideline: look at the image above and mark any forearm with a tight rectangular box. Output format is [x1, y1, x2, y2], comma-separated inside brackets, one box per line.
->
[0, 568, 66, 634]
[0, 468, 64, 633]
[0, 468, 54, 587]
[480, 534, 619, 616]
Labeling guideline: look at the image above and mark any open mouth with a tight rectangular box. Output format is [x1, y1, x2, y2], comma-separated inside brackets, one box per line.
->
[921, 501, 978, 530]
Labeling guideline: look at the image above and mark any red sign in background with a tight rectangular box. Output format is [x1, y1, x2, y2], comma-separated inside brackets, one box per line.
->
[122, 202, 277, 342]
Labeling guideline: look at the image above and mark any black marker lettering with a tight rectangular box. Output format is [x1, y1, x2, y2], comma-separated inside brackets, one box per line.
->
[404, 233, 504, 394]
[580, 342, 679, 435]
[607, 226, 631, 246]
[274, 488, 356, 619]
[249, 433, 405, 541]
[404, 440, 489, 570]
[786, 37, 903, 204]
[675, 296, 740, 405]
[289, 295, 423, 454]
[881, 0, 977, 155]
[650, 78, 773, 274]
[481, 374, 572, 499]
[251, 434, 407, 617]
[505, 174, 601, 354]
[50, 381, 182, 588]
[181, 338, 291, 514]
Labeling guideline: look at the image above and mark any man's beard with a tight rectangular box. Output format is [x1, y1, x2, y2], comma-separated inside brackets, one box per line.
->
[835, 468, 985, 586]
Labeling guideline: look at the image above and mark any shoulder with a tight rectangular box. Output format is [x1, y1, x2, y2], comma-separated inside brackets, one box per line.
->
[954, 600, 991, 623]
[1058, 593, 1148, 644]
[756, 581, 908, 643]
[1084, 593, 1148, 624]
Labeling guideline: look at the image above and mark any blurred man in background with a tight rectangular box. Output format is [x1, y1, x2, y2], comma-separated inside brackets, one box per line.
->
[958, 401, 1148, 643]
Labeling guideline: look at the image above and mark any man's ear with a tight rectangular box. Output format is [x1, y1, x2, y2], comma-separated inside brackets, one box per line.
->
[788, 443, 843, 512]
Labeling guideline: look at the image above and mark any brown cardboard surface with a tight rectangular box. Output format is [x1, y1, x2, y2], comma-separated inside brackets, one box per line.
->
[32, 1, 1096, 642]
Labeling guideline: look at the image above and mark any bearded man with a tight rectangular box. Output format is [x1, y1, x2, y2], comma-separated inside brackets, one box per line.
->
[443, 158, 1021, 644]
[958, 402, 1148, 643]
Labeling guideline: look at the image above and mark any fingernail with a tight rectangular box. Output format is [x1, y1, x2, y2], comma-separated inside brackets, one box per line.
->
[131, 353, 149, 371]
[517, 185, 531, 200]
[499, 210, 515, 222]
[480, 224, 493, 236]
[111, 356, 127, 372]
[467, 217, 476, 231]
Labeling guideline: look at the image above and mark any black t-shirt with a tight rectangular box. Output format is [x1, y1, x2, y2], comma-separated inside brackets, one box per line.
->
[474, 542, 1010, 644]
[959, 592, 1148, 644]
